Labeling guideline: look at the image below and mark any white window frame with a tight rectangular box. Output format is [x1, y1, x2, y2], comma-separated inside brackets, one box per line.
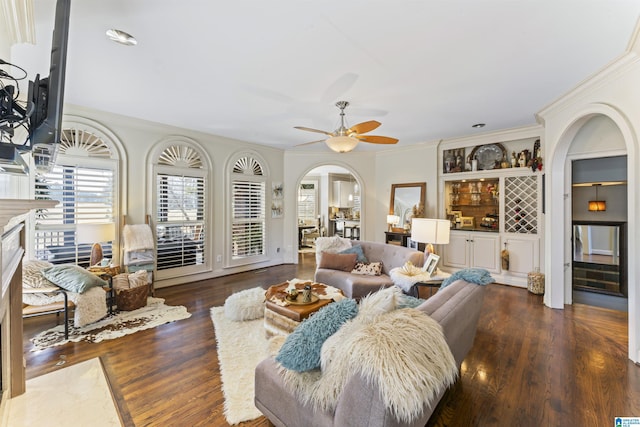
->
[33, 153, 118, 266]
[153, 163, 209, 280]
[227, 154, 268, 267]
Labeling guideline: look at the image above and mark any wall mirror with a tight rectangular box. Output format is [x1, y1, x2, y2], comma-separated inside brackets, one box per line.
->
[390, 182, 426, 229]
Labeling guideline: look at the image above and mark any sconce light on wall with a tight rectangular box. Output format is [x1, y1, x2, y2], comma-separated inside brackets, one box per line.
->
[588, 183, 606, 212]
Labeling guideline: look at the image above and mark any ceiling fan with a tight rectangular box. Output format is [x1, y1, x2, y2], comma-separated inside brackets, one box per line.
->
[294, 101, 398, 153]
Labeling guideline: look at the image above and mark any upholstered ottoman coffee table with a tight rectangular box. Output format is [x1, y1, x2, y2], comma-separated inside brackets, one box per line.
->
[264, 279, 345, 337]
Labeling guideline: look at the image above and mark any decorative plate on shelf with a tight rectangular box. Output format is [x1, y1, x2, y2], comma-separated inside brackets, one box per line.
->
[470, 143, 506, 170]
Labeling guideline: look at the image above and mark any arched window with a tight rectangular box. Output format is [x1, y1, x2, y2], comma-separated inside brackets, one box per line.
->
[34, 128, 118, 266]
[152, 142, 208, 278]
[228, 154, 267, 265]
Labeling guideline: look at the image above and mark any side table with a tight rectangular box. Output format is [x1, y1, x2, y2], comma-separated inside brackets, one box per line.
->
[410, 280, 443, 299]
[87, 266, 121, 314]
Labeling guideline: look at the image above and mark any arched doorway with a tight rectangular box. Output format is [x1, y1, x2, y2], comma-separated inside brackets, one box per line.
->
[547, 108, 638, 362]
[296, 165, 361, 255]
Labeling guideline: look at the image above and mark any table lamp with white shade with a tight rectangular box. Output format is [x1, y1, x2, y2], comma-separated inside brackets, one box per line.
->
[76, 222, 116, 266]
[411, 218, 450, 257]
[386, 214, 400, 232]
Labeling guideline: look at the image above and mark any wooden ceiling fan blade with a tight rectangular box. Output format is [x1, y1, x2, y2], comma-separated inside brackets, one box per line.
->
[294, 126, 333, 136]
[359, 135, 399, 144]
[349, 120, 381, 135]
[295, 139, 326, 147]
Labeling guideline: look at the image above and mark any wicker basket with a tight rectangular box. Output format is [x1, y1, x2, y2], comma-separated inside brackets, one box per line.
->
[527, 270, 545, 295]
[115, 285, 148, 311]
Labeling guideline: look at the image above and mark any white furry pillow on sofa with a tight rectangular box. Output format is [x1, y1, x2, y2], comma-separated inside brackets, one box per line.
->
[314, 235, 353, 264]
[224, 287, 266, 321]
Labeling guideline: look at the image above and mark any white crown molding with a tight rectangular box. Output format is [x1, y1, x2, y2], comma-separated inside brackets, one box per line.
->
[437, 124, 543, 150]
[626, 16, 640, 54]
[1, 0, 35, 45]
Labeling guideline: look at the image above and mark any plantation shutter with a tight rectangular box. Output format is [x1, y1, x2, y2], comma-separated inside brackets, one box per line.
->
[231, 179, 265, 259]
[156, 173, 205, 270]
[297, 182, 317, 220]
[34, 164, 115, 265]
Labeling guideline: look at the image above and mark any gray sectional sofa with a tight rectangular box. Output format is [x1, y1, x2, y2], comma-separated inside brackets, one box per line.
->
[314, 239, 424, 298]
[255, 278, 487, 427]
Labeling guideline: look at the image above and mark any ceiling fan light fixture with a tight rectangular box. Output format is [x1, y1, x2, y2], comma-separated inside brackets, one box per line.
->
[326, 135, 358, 153]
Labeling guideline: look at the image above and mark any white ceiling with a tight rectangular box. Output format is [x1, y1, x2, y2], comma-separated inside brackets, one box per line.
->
[11, 0, 640, 152]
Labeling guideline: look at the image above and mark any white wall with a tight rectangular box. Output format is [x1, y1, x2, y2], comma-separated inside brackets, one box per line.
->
[62, 104, 286, 288]
[283, 150, 378, 264]
[374, 142, 440, 235]
[0, 19, 30, 199]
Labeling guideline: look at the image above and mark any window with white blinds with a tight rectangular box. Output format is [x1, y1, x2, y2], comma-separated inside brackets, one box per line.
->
[34, 163, 115, 266]
[231, 180, 265, 260]
[297, 182, 317, 220]
[156, 173, 205, 270]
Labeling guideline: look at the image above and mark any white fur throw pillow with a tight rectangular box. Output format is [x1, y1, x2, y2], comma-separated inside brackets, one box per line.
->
[314, 236, 352, 264]
[224, 287, 266, 321]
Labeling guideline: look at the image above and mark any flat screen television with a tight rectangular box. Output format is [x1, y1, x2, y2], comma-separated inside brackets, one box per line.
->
[28, 0, 71, 149]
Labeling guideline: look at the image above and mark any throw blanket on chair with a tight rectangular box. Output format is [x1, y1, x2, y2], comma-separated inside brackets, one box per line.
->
[123, 224, 155, 252]
[23, 286, 107, 328]
[278, 307, 458, 424]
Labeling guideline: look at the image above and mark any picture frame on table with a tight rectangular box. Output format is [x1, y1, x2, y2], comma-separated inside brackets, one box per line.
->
[423, 253, 440, 275]
[449, 210, 462, 228]
[460, 216, 475, 228]
[450, 210, 462, 219]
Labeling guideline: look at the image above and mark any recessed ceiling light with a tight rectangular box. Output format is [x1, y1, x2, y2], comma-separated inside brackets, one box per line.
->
[472, 123, 486, 128]
[106, 29, 137, 46]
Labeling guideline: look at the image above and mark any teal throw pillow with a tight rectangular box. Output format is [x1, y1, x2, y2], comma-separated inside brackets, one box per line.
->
[276, 298, 358, 372]
[339, 245, 368, 263]
[42, 264, 108, 293]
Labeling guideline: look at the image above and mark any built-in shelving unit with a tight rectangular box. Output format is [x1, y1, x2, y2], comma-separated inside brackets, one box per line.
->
[438, 126, 545, 287]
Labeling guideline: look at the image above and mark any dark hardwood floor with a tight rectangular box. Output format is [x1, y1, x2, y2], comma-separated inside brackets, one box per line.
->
[23, 253, 639, 426]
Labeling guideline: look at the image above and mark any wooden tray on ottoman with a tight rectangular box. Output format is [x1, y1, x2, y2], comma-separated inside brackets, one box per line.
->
[264, 281, 343, 337]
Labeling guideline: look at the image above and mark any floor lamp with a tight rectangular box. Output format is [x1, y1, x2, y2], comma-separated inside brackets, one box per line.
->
[77, 223, 116, 266]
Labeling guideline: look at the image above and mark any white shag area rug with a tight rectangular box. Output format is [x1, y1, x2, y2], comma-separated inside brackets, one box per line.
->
[30, 297, 191, 351]
[210, 305, 269, 425]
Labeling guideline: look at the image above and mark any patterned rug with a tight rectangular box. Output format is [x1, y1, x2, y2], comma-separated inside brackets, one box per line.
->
[30, 297, 191, 351]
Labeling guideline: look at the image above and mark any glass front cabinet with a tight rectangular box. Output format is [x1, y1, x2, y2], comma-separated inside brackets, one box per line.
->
[438, 131, 544, 287]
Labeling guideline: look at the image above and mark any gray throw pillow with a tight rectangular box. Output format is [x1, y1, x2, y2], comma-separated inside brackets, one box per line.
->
[42, 264, 108, 293]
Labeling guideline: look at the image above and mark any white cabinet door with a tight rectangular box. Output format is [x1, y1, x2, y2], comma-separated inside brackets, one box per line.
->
[444, 231, 500, 273]
[504, 237, 539, 276]
[444, 232, 470, 269]
[470, 234, 500, 273]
